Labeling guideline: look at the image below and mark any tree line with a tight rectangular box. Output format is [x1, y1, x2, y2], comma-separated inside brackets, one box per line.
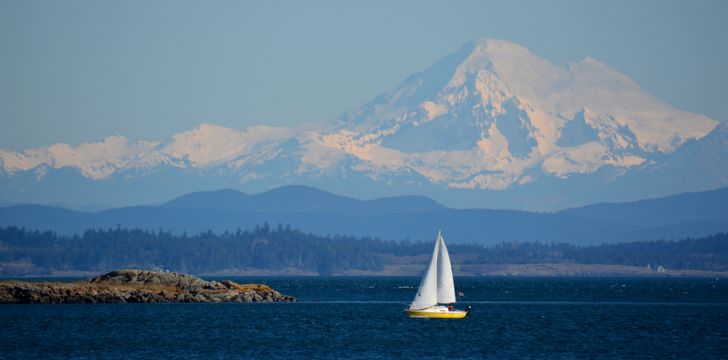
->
[0, 224, 726, 276]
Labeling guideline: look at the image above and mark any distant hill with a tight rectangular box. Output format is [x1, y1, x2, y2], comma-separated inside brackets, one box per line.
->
[559, 187, 728, 227]
[163, 185, 445, 216]
[2, 185, 728, 245]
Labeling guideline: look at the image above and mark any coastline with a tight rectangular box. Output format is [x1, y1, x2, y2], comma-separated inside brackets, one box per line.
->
[3, 263, 727, 279]
[341, 263, 728, 278]
[0, 270, 295, 304]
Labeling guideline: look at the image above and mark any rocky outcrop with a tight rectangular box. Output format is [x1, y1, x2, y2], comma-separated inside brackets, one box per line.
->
[0, 269, 295, 304]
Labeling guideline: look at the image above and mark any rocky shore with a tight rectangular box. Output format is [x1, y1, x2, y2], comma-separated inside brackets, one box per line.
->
[0, 269, 295, 304]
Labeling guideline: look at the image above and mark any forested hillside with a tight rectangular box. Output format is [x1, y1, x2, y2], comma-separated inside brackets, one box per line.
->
[1, 225, 727, 276]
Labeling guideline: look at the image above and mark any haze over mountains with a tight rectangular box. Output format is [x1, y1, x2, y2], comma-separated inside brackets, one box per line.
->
[1, 39, 725, 210]
[2, 185, 728, 246]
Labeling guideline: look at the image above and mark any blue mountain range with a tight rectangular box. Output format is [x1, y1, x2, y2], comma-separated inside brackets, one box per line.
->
[2, 185, 727, 246]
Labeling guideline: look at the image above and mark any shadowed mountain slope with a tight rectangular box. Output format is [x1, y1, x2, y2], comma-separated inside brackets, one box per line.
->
[2, 185, 727, 246]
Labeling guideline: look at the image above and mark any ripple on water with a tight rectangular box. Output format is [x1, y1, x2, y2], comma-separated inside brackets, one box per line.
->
[1, 277, 727, 359]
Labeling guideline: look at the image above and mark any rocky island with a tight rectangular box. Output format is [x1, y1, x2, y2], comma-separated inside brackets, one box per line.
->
[0, 270, 295, 304]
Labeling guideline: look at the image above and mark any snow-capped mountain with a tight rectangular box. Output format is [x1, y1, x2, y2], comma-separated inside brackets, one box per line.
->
[0, 124, 294, 179]
[0, 39, 724, 210]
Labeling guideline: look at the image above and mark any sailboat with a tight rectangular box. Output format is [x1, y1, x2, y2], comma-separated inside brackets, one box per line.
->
[405, 231, 471, 319]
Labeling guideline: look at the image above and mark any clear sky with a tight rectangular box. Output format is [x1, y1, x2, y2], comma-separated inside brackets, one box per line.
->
[1, 0, 726, 149]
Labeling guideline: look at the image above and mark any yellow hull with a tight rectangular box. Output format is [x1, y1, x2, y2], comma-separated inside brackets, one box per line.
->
[405, 308, 469, 319]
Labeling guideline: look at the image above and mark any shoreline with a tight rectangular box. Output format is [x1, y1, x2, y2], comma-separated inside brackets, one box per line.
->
[2, 263, 727, 279]
[342, 263, 728, 278]
[0, 270, 295, 304]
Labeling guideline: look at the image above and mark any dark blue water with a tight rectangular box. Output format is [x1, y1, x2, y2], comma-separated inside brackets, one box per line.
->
[2, 277, 728, 359]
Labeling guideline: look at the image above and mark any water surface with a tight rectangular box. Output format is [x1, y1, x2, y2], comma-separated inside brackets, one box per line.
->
[2, 277, 727, 359]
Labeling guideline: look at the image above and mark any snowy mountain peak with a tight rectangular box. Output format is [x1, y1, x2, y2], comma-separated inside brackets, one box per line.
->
[461, 38, 535, 61]
[0, 123, 295, 178]
[0, 135, 160, 180]
[330, 39, 717, 191]
[0, 39, 723, 209]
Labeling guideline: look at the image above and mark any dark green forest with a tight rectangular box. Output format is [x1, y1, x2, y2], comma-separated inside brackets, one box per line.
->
[1, 224, 727, 276]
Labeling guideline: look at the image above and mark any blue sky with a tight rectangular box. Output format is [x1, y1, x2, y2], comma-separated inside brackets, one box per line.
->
[1, 0, 726, 149]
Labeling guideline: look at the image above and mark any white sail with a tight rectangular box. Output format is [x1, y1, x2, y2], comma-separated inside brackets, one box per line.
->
[409, 234, 440, 310]
[436, 232, 456, 304]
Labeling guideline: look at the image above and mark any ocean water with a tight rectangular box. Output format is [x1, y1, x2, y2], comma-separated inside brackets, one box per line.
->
[2, 277, 728, 359]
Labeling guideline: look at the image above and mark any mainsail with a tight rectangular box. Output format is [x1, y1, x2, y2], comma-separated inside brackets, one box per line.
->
[410, 234, 439, 310]
[410, 231, 456, 310]
[436, 232, 456, 304]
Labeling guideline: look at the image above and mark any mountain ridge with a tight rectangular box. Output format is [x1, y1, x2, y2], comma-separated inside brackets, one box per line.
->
[559, 186, 728, 227]
[2, 185, 728, 246]
[162, 185, 445, 216]
[0, 38, 724, 210]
